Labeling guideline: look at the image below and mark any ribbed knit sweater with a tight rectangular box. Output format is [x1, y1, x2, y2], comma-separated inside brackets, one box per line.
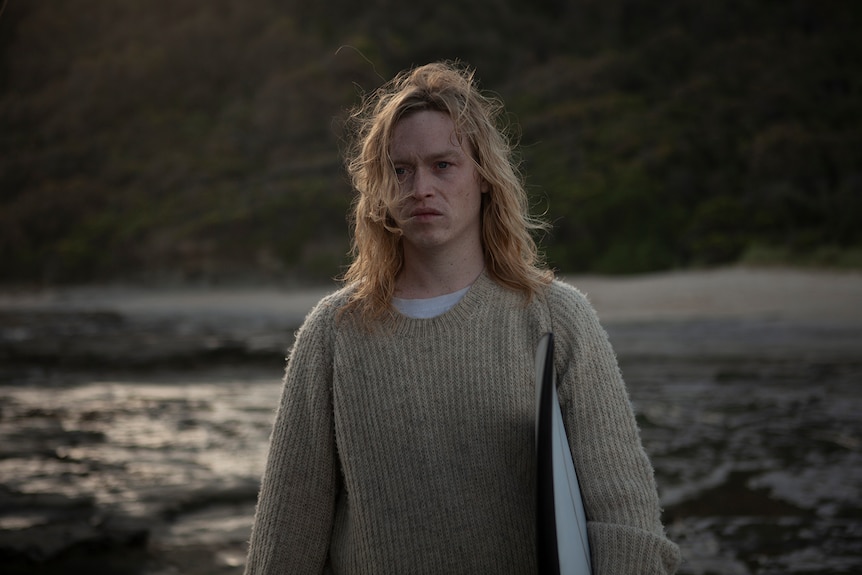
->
[245, 272, 681, 574]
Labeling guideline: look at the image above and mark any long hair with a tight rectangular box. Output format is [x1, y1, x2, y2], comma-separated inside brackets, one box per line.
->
[341, 61, 552, 321]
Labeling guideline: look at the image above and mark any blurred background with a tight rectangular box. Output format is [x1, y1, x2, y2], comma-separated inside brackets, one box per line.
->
[1, 0, 860, 286]
[1, 2, 862, 574]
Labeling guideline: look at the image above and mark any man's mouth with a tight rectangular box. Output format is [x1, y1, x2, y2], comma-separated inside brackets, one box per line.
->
[410, 208, 442, 219]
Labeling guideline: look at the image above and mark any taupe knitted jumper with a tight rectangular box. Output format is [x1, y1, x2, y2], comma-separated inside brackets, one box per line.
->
[245, 273, 681, 574]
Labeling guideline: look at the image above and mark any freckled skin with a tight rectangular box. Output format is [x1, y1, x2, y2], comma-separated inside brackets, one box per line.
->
[390, 110, 487, 297]
[391, 111, 484, 261]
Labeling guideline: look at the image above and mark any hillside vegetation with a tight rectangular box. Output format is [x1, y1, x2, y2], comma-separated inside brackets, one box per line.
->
[1, 0, 860, 284]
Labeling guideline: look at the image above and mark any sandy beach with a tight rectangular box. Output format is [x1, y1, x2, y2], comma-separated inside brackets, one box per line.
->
[2, 265, 861, 324]
[565, 266, 862, 324]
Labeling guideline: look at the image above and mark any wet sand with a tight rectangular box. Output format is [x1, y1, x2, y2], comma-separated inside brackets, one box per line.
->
[1, 266, 860, 574]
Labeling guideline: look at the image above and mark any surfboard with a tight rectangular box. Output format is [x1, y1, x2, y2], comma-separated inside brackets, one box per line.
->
[535, 332, 592, 575]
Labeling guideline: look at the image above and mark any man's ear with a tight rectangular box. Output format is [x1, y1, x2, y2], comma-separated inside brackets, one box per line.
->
[480, 179, 490, 194]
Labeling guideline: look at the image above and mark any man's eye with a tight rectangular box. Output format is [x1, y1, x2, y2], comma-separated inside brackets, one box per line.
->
[394, 167, 412, 185]
[436, 161, 450, 169]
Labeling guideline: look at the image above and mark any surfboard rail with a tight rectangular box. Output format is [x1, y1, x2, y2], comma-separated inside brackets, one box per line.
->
[535, 332, 592, 575]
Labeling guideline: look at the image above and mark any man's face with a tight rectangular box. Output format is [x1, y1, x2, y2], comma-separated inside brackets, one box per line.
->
[389, 110, 485, 259]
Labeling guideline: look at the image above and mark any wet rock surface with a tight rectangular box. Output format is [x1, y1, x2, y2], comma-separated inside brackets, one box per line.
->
[627, 347, 862, 574]
[1, 273, 860, 574]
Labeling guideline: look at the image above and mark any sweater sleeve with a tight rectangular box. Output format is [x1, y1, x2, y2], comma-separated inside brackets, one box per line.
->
[244, 296, 339, 575]
[548, 283, 681, 575]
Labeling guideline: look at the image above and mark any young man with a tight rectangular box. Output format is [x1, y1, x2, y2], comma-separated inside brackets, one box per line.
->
[244, 61, 681, 574]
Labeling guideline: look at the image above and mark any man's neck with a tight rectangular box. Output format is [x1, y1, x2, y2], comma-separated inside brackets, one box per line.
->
[395, 248, 485, 299]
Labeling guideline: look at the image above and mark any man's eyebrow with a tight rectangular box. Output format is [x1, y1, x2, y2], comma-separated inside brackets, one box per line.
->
[391, 148, 463, 164]
[427, 150, 461, 161]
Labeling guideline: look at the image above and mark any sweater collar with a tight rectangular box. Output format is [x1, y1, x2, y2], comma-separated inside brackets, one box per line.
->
[387, 270, 500, 337]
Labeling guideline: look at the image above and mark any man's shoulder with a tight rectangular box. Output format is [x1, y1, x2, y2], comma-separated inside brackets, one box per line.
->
[300, 284, 355, 328]
[543, 278, 603, 324]
[547, 277, 591, 306]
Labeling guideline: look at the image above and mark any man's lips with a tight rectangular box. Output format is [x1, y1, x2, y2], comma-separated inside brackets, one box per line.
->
[409, 208, 443, 219]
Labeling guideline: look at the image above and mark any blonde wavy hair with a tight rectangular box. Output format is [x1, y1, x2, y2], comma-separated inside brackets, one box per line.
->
[341, 61, 552, 321]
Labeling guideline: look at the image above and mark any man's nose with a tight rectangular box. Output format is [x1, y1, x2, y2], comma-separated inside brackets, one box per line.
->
[411, 167, 433, 198]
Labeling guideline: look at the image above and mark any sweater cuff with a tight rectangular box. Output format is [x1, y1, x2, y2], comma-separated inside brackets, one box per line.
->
[587, 521, 681, 575]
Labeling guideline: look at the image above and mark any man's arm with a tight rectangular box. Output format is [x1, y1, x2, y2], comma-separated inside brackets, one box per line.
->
[244, 300, 339, 575]
[550, 284, 681, 574]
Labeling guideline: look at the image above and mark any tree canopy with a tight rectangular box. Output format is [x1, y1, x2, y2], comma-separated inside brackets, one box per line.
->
[2, 0, 860, 284]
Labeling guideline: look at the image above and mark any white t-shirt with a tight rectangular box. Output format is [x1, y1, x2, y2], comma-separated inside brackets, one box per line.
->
[392, 285, 471, 319]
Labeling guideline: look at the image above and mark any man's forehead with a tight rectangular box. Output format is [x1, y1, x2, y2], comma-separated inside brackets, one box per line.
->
[390, 115, 470, 160]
